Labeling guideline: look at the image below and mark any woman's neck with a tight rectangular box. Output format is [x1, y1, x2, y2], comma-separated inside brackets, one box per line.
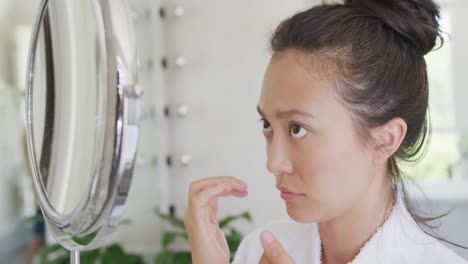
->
[318, 176, 395, 264]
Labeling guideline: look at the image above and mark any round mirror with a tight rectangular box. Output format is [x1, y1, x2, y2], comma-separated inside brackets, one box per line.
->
[25, 0, 140, 253]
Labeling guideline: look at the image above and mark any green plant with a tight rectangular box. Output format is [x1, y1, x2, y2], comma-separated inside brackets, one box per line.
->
[33, 243, 144, 264]
[155, 211, 252, 264]
[23, 215, 144, 264]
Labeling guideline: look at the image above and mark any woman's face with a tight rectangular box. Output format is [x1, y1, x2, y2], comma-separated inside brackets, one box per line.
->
[258, 50, 379, 223]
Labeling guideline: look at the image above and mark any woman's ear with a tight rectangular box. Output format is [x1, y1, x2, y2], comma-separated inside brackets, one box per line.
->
[370, 117, 407, 161]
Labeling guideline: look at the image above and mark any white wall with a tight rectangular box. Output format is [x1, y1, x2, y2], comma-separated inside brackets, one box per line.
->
[451, 1, 468, 133]
[0, 0, 15, 81]
[0, 0, 37, 246]
[0, 0, 37, 83]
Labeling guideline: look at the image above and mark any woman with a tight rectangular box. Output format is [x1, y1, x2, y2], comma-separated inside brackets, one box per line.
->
[183, 0, 468, 263]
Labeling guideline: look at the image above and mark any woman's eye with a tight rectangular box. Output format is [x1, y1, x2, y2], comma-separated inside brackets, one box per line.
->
[290, 124, 307, 138]
[261, 119, 272, 132]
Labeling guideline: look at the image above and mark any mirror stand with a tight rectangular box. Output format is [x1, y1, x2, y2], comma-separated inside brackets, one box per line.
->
[70, 251, 80, 264]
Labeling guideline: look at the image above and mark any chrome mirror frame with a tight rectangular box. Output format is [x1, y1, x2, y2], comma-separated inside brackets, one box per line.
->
[25, 0, 140, 252]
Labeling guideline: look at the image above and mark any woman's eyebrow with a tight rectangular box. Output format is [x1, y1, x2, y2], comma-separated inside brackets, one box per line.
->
[256, 105, 314, 119]
[257, 105, 266, 117]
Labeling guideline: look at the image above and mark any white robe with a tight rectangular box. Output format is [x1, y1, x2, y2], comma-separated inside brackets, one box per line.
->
[232, 193, 468, 264]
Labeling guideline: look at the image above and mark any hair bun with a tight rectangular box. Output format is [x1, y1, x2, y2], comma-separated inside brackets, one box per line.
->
[345, 0, 441, 55]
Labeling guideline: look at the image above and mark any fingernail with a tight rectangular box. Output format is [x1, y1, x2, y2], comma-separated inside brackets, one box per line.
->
[261, 230, 274, 245]
[234, 181, 247, 189]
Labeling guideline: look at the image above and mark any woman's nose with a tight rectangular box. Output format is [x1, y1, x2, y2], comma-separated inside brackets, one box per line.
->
[266, 137, 294, 176]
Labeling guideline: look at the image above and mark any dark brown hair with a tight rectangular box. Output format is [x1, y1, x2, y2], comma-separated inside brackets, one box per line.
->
[270, 0, 466, 249]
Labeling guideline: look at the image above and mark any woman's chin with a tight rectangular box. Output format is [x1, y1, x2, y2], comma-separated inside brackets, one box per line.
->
[286, 205, 321, 223]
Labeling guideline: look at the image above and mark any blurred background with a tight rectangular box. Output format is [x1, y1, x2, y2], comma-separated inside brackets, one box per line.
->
[0, 0, 467, 263]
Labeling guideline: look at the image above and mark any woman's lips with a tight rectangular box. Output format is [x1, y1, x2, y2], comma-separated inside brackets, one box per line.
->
[276, 185, 305, 201]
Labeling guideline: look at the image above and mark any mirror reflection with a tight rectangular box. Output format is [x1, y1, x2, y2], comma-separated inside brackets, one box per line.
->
[31, 0, 105, 215]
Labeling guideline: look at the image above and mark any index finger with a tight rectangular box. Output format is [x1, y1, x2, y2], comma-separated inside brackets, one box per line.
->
[189, 176, 247, 196]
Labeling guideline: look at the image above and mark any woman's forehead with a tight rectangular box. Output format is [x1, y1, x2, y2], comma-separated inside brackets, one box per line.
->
[260, 54, 337, 108]
[258, 51, 353, 124]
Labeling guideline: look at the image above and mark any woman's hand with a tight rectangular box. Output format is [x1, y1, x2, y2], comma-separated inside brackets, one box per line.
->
[184, 176, 248, 264]
[259, 230, 296, 264]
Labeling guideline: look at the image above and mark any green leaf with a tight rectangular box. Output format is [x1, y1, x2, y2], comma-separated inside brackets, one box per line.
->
[155, 250, 175, 264]
[157, 212, 186, 230]
[125, 254, 145, 264]
[99, 244, 145, 264]
[101, 244, 127, 264]
[71, 232, 98, 245]
[45, 257, 69, 264]
[219, 211, 252, 229]
[226, 228, 243, 255]
[21, 214, 45, 225]
[173, 251, 192, 263]
[155, 250, 192, 264]
[162, 232, 177, 249]
[79, 250, 100, 263]
[161, 232, 188, 249]
[104, 244, 126, 256]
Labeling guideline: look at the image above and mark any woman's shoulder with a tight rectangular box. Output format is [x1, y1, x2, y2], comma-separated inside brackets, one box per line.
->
[356, 226, 468, 263]
[353, 193, 468, 264]
[421, 241, 468, 264]
[231, 220, 320, 264]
